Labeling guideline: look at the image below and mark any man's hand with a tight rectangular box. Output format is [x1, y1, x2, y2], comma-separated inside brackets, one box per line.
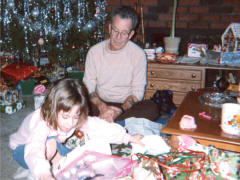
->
[122, 95, 138, 111]
[89, 92, 122, 122]
[89, 92, 108, 114]
[99, 106, 122, 123]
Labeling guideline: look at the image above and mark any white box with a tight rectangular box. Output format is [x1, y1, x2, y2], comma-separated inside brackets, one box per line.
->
[187, 43, 208, 57]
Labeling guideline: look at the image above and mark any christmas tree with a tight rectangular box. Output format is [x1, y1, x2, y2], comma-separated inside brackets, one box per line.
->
[0, 0, 107, 67]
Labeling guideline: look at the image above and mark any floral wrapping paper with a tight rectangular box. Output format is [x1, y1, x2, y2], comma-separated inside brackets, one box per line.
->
[111, 139, 240, 179]
[160, 147, 240, 179]
[133, 137, 240, 180]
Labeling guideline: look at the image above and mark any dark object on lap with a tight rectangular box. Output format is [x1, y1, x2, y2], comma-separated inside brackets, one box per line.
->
[89, 100, 160, 122]
[151, 90, 176, 115]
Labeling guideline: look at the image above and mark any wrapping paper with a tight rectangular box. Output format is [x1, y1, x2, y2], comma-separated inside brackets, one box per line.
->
[1, 62, 38, 81]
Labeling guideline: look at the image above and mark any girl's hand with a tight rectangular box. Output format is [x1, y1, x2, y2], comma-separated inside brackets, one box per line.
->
[130, 134, 145, 146]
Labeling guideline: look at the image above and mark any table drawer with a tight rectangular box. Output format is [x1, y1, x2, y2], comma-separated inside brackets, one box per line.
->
[147, 80, 202, 92]
[148, 68, 202, 81]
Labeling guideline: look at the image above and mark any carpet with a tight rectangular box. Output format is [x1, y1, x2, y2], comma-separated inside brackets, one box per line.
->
[0, 95, 34, 180]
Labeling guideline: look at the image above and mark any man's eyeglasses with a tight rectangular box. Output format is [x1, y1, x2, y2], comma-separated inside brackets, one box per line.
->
[111, 26, 131, 38]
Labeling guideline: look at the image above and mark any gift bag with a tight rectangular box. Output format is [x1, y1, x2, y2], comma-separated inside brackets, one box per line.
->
[55, 150, 137, 180]
[33, 84, 46, 109]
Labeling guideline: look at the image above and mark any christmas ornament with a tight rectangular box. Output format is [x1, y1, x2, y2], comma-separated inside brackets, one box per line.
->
[38, 38, 44, 45]
[83, 20, 96, 32]
[32, 7, 39, 18]
[33, 22, 41, 31]
[1, 0, 107, 66]
[7, 0, 14, 8]
[10, 55, 14, 60]
[50, 7, 55, 14]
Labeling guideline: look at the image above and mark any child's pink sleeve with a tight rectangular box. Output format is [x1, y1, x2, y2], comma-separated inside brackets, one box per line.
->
[81, 117, 131, 144]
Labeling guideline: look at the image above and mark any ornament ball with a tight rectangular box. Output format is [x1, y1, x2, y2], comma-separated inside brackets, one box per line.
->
[50, 8, 55, 13]
[7, 1, 14, 8]
[32, 7, 40, 18]
[38, 38, 44, 45]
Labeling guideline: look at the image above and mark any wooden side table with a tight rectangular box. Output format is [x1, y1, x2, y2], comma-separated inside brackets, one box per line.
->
[144, 62, 240, 106]
[144, 63, 205, 106]
[161, 91, 240, 152]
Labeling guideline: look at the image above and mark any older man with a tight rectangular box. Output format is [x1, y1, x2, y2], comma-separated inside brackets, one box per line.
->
[83, 6, 159, 123]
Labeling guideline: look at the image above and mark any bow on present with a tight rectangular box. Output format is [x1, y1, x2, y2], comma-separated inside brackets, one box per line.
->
[132, 150, 207, 179]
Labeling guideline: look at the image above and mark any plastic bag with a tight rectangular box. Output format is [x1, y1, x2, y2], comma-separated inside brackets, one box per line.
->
[55, 150, 137, 180]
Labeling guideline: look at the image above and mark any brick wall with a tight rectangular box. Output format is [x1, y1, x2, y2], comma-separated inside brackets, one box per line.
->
[106, 0, 240, 55]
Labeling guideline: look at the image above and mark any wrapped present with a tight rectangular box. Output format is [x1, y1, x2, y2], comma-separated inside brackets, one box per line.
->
[0, 82, 21, 105]
[0, 100, 25, 114]
[132, 135, 240, 179]
[0, 88, 20, 106]
[1, 62, 38, 82]
[134, 148, 240, 180]
[157, 53, 177, 63]
[19, 80, 35, 95]
[133, 154, 164, 179]
[0, 80, 25, 114]
[207, 50, 240, 65]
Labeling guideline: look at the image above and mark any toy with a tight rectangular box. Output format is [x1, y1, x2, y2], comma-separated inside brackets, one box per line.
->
[0, 81, 24, 114]
[221, 23, 240, 52]
[199, 112, 212, 120]
[207, 23, 240, 65]
[179, 115, 197, 129]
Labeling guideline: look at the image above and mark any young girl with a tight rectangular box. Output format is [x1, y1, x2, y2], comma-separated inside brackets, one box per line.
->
[9, 78, 143, 180]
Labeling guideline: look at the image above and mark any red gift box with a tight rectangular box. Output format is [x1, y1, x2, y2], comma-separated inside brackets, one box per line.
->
[1, 62, 38, 82]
